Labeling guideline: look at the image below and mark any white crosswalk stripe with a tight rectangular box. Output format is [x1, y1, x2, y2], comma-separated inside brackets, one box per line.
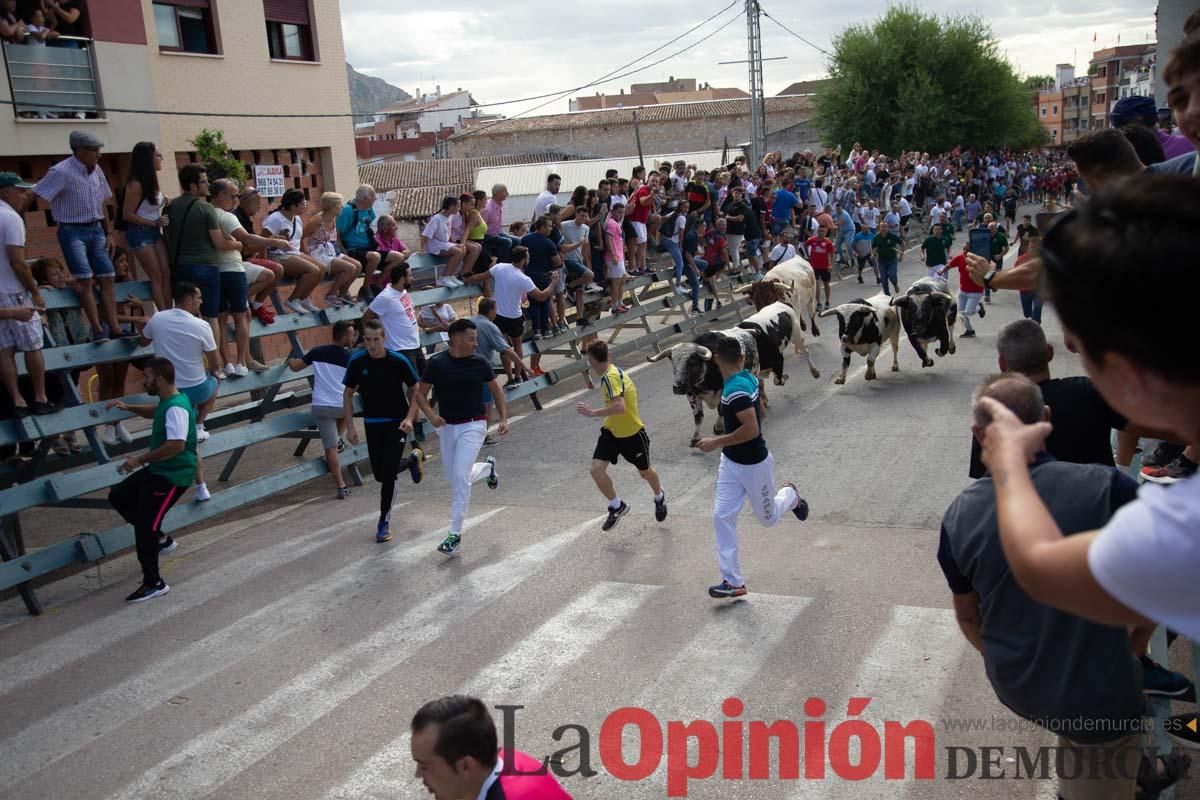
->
[324, 580, 661, 800]
[101, 515, 605, 800]
[0, 507, 506, 790]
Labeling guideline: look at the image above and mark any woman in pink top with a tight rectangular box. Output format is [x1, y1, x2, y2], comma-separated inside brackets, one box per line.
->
[371, 213, 409, 293]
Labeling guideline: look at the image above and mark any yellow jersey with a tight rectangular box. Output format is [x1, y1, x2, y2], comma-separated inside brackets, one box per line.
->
[600, 364, 644, 438]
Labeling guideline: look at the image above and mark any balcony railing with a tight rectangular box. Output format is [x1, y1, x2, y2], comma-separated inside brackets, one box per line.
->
[3, 37, 101, 120]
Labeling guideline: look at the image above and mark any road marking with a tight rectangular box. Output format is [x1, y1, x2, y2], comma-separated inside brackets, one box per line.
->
[0, 507, 507, 790]
[103, 515, 605, 800]
[324, 580, 660, 800]
[0, 504, 402, 698]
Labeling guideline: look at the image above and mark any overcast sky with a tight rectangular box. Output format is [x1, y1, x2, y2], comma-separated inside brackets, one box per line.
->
[341, 0, 1156, 117]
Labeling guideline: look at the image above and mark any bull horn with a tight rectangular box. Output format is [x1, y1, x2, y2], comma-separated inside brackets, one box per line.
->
[931, 292, 954, 303]
[696, 345, 713, 361]
[647, 345, 676, 363]
[817, 307, 841, 318]
[769, 280, 790, 290]
[737, 284, 753, 294]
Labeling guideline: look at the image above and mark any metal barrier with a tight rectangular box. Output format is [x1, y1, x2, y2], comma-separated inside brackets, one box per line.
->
[3, 37, 99, 118]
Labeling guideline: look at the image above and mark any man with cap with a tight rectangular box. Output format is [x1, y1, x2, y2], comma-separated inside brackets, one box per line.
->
[34, 131, 122, 342]
[0, 173, 52, 417]
[1110, 94, 1195, 161]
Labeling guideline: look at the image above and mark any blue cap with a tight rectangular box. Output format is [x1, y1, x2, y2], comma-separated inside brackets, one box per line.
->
[1110, 95, 1157, 127]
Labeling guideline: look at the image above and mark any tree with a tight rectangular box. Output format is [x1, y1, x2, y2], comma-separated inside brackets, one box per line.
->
[1023, 75, 1055, 91]
[189, 128, 247, 185]
[813, 6, 1044, 154]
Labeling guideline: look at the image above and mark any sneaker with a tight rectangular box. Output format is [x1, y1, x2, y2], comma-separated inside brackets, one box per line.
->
[125, 580, 170, 603]
[338, 293, 355, 306]
[531, 332, 542, 341]
[602, 501, 629, 531]
[51, 436, 71, 456]
[112, 421, 134, 444]
[977, 304, 986, 318]
[245, 358, 269, 373]
[437, 533, 462, 556]
[224, 363, 237, 378]
[857, 275, 864, 283]
[408, 447, 425, 484]
[985, 296, 993, 303]
[783, 482, 809, 521]
[158, 536, 177, 554]
[93, 322, 111, 344]
[1165, 713, 1200, 749]
[1143, 441, 1186, 468]
[376, 519, 392, 543]
[1142, 456, 1198, 485]
[251, 304, 275, 325]
[194, 482, 211, 501]
[336, 486, 351, 500]
[485, 455, 498, 490]
[690, 307, 702, 316]
[324, 294, 346, 308]
[1141, 655, 1195, 698]
[577, 318, 591, 328]
[437, 277, 457, 289]
[482, 434, 500, 447]
[283, 299, 306, 314]
[102, 425, 120, 447]
[815, 302, 824, 312]
[195, 424, 211, 443]
[300, 299, 322, 313]
[586, 283, 604, 292]
[233, 363, 249, 377]
[961, 329, 977, 338]
[337, 437, 347, 453]
[707, 580, 748, 599]
[654, 493, 667, 522]
[13, 404, 31, 418]
[31, 400, 54, 415]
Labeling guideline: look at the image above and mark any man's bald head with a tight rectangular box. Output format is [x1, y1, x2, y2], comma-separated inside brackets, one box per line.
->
[972, 373, 1047, 430]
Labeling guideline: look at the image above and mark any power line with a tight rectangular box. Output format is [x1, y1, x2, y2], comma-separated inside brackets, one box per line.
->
[759, 7, 832, 58]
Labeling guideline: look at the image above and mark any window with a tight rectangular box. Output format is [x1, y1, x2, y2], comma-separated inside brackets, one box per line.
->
[153, 0, 217, 54]
[1041, 107, 1047, 116]
[1052, 105, 1058, 114]
[264, 0, 315, 61]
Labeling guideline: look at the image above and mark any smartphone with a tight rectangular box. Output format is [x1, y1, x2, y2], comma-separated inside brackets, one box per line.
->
[968, 228, 992, 259]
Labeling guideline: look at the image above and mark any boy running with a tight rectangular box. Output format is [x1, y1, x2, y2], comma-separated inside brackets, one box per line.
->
[698, 338, 809, 599]
[575, 340, 667, 530]
[804, 226, 835, 311]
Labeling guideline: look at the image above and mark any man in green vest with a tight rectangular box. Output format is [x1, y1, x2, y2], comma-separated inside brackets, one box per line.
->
[106, 357, 198, 603]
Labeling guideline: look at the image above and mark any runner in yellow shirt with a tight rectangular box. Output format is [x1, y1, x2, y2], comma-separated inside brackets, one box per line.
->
[576, 340, 667, 531]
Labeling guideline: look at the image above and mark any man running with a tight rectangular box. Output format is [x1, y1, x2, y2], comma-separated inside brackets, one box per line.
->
[576, 340, 666, 531]
[921, 222, 950, 279]
[404, 319, 507, 556]
[698, 338, 809, 599]
[343, 319, 424, 543]
[106, 358, 197, 603]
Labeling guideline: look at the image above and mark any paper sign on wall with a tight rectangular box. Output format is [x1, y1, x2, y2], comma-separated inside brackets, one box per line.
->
[254, 165, 286, 198]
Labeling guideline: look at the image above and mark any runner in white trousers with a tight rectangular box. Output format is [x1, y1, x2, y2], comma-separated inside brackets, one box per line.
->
[404, 318, 507, 555]
[697, 337, 809, 598]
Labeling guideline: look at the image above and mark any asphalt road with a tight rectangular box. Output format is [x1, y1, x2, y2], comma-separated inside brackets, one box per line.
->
[1, 221, 1195, 800]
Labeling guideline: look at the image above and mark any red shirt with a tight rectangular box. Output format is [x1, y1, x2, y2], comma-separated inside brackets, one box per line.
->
[805, 236, 835, 270]
[949, 253, 983, 293]
[626, 186, 653, 224]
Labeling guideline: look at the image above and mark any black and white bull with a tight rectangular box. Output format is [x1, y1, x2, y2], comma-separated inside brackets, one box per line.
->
[646, 327, 762, 447]
[890, 277, 957, 368]
[739, 270, 821, 380]
[818, 293, 901, 384]
[738, 301, 797, 388]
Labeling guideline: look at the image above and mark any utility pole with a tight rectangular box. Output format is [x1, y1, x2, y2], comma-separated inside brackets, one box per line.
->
[745, 0, 765, 165]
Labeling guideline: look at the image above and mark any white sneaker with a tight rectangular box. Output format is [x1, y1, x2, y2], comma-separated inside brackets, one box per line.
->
[437, 277, 456, 288]
[300, 299, 322, 313]
[224, 363, 237, 378]
[234, 363, 249, 377]
[447, 276, 464, 288]
[114, 421, 134, 444]
[284, 299, 306, 314]
[194, 482, 211, 502]
[102, 425, 119, 447]
[586, 283, 604, 293]
[195, 424, 210, 442]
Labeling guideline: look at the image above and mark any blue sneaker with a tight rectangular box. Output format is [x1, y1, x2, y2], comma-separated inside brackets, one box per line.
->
[437, 533, 461, 556]
[1142, 655, 1195, 698]
[376, 518, 391, 543]
[708, 580, 747, 599]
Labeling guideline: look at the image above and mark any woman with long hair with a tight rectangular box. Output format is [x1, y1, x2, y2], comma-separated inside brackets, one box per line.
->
[563, 185, 587, 221]
[261, 189, 324, 313]
[456, 192, 484, 276]
[121, 141, 170, 309]
[302, 192, 361, 307]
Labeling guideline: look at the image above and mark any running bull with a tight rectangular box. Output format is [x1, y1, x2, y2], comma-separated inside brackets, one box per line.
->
[647, 327, 762, 447]
[739, 256, 822, 379]
[818, 293, 901, 384]
[890, 277, 957, 368]
[738, 301, 797, 388]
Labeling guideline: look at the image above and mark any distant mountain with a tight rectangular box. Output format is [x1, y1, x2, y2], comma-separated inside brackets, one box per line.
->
[347, 63, 412, 119]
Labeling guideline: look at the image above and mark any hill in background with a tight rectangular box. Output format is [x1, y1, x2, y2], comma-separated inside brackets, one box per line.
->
[347, 63, 411, 120]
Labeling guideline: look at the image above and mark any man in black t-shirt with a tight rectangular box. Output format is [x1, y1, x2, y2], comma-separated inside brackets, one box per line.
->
[343, 320, 424, 543]
[404, 319, 508, 556]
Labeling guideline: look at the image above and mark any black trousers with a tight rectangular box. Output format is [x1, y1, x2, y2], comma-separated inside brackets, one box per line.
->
[109, 469, 185, 586]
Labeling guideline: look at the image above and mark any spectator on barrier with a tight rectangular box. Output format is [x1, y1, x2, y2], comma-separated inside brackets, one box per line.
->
[485, 246, 555, 379]
[303, 191, 362, 308]
[335, 184, 382, 295]
[208, 179, 269, 375]
[0, 172, 52, 417]
[163, 164, 239, 351]
[418, 299, 457, 346]
[481, 184, 517, 263]
[559, 204, 595, 330]
[288, 320, 356, 500]
[31, 256, 85, 454]
[212, 186, 281, 334]
[0, 1, 26, 43]
[410, 695, 571, 800]
[520, 214, 562, 349]
[603, 203, 629, 316]
[95, 248, 151, 446]
[41, 0, 81, 46]
[140, 281, 216, 501]
[626, 173, 656, 275]
[562, 185, 587, 222]
[720, 185, 749, 275]
[976, 174, 1200, 653]
[120, 141, 170, 310]
[232, 189, 284, 325]
[422, 195, 467, 289]
[23, 6, 57, 44]
[660, 199, 689, 296]
[363, 261, 425, 375]
[261, 189, 325, 314]
[939, 374, 1146, 798]
[456, 192, 485, 284]
[34, 131, 122, 341]
[473, 297, 521, 447]
[507, 220, 526, 239]
[371, 214, 409, 293]
[680, 218, 706, 315]
[544, 204, 570, 336]
[701, 217, 729, 311]
[533, 173, 561, 220]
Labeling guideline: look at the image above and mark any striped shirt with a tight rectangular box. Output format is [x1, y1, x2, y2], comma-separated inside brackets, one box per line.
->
[35, 156, 112, 225]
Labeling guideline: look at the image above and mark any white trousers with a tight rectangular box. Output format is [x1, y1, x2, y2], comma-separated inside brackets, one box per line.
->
[713, 452, 798, 587]
[435, 420, 491, 535]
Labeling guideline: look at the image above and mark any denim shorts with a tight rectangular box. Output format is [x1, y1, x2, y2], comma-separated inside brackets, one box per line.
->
[176, 264, 221, 318]
[181, 374, 218, 408]
[218, 270, 248, 314]
[57, 222, 115, 279]
[125, 224, 161, 252]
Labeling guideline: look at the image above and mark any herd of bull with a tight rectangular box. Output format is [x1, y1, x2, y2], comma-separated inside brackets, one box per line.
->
[646, 256, 961, 447]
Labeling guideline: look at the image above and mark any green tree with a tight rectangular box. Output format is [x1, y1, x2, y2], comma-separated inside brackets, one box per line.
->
[189, 128, 247, 185]
[813, 6, 1043, 154]
[1023, 75, 1055, 90]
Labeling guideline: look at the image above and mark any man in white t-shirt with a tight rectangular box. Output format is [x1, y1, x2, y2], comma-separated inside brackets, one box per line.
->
[363, 262, 425, 374]
[140, 281, 219, 500]
[532, 173, 561, 221]
[0, 173, 51, 417]
[485, 245, 557, 373]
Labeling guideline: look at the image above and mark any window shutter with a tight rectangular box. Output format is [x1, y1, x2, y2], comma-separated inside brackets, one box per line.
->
[154, 0, 211, 7]
[263, 0, 311, 25]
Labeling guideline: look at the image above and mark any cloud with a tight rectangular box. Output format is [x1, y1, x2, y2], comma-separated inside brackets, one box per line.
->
[341, 0, 1158, 115]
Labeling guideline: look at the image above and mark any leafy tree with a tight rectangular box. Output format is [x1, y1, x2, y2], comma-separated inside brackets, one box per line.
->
[189, 128, 247, 184]
[1023, 75, 1055, 90]
[813, 6, 1044, 154]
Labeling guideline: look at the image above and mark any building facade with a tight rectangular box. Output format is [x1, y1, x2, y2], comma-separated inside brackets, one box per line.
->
[571, 78, 749, 112]
[1088, 44, 1156, 130]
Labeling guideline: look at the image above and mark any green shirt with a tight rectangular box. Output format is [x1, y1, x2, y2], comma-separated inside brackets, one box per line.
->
[150, 392, 198, 488]
[922, 235, 948, 266]
[991, 229, 1009, 256]
[873, 232, 902, 262]
[164, 195, 220, 268]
